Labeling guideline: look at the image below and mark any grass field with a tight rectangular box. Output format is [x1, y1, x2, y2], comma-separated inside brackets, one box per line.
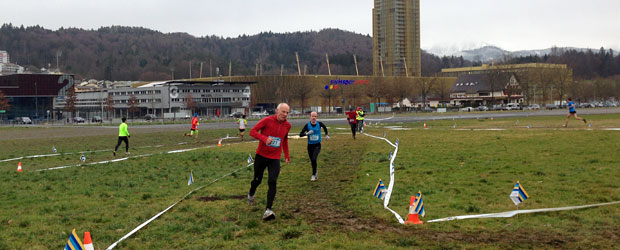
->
[1, 114, 620, 249]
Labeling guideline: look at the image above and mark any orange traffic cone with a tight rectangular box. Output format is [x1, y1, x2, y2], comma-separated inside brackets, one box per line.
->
[218, 138, 222, 147]
[17, 162, 22, 172]
[423, 122, 427, 128]
[83, 232, 94, 250]
[405, 196, 423, 225]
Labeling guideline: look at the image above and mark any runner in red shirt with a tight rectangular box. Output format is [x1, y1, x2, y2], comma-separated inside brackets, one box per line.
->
[345, 108, 358, 139]
[247, 103, 291, 220]
[183, 113, 199, 143]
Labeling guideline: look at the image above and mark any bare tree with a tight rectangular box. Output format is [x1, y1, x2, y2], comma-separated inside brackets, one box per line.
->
[184, 93, 196, 114]
[413, 76, 438, 108]
[319, 84, 339, 114]
[127, 94, 139, 122]
[0, 90, 10, 121]
[289, 76, 313, 113]
[105, 94, 115, 121]
[64, 87, 77, 121]
[432, 77, 453, 107]
[366, 77, 386, 110]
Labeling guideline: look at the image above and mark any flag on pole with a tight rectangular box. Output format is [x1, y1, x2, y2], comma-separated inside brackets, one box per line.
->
[188, 170, 194, 186]
[53, 145, 57, 153]
[395, 138, 399, 146]
[80, 154, 86, 162]
[388, 151, 392, 160]
[383, 131, 386, 137]
[247, 154, 253, 163]
[373, 179, 387, 200]
[64, 229, 84, 250]
[410, 191, 425, 217]
[510, 181, 530, 206]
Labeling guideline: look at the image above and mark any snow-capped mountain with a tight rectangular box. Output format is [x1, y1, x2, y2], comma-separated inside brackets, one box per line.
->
[425, 44, 607, 63]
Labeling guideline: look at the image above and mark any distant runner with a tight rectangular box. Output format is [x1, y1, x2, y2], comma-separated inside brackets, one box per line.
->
[299, 111, 329, 181]
[345, 108, 358, 139]
[564, 97, 587, 127]
[113, 117, 130, 156]
[184, 113, 199, 143]
[356, 106, 365, 133]
[237, 115, 248, 141]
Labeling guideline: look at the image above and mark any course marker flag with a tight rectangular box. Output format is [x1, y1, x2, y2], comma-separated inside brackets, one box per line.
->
[64, 229, 84, 250]
[510, 181, 530, 206]
[188, 170, 194, 186]
[80, 154, 86, 162]
[383, 131, 386, 137]
[247, 154, 253, 163]
[53, 145, 57, 153]
[412, 191, 426, 217]
[373, 179, 387, 200]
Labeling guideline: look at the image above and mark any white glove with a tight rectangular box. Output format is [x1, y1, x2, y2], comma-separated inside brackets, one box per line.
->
[306, 130, 314, 135]
[325, 135, 330, 140]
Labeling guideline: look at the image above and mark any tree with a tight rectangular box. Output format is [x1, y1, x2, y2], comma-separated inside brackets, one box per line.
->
[413, 76, 438, 108]
[104, 94, 115, 121]
[0, 90, 10, 121]
[127, 94, 139, 122]
[64, 87, 77, 120]
[184, 93, 196, 114]
[319, 84, 338, 114]
[289, 76, 313, 113]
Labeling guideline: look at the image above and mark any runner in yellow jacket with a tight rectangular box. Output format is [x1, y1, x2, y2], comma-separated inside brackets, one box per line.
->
[113, 117, 130, 156]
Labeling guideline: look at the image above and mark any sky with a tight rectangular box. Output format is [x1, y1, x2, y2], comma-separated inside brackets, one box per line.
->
[2, 0, 619, 52]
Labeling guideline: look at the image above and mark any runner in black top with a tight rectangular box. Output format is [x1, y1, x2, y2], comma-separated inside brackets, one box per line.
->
[299, 111, 329, 181]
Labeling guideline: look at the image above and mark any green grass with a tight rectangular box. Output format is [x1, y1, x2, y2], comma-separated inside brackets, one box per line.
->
[1, 114, 620, 249]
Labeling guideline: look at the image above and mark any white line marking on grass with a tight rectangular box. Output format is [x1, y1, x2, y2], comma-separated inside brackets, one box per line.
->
[363, 132, 404, 224]
[427, 201, 620, 223]
[603, 128, 620, 130]
[106, 162, 255, 250]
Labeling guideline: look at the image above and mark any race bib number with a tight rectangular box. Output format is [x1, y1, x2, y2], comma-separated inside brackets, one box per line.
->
[309, 134, 319, 141]
[349, 118, 355, 123]
[268, 136, 281, 148]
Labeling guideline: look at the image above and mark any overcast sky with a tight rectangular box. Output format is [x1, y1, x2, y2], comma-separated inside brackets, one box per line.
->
[2, 0, 619, 52]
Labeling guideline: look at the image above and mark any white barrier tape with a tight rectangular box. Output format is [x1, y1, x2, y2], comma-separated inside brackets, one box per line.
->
[0, 144, 165, 163]
[427, 201, 620, 223]
[34, 140, 257, 172]
[363, 132, 405, 224]
[107, 162, 254, 249]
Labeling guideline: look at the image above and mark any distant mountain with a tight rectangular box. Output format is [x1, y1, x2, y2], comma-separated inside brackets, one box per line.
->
[427, 44, 610, 63]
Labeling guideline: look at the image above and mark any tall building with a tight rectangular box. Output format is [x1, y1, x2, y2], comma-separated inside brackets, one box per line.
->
[0, 51, 9, 64]
[373, 0, 421, 77]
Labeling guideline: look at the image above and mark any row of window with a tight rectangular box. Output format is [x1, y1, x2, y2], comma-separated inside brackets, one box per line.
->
[455, 82, 479, 87]
[171, 97, 249, 103]
[181, 89, 249, 93]
[111, 90, 162, 96]
[114, 99, 162, 104]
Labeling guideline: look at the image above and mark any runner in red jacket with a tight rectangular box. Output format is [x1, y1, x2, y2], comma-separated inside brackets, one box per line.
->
[345, 108, 358, 139]
[248, 103, 291, 220]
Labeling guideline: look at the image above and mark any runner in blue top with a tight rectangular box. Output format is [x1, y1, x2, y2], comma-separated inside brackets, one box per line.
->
[564, 97, 587, 127]
[299, 111, 329, 181]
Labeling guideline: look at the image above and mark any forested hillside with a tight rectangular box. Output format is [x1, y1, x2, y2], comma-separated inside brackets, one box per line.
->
[1, 24, 619, 82]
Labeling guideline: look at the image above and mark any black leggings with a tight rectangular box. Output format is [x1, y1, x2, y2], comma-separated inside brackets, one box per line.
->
[115, 136, 129, 152]
[307, 143, 322, 175]
[349, 123, 357, 137]
[249, 154, 281, 209]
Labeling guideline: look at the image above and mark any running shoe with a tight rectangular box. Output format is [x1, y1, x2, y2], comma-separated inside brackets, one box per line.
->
[583, 119, 587, 124]
[113, 151, 116, 157]
[310, 175, 317, 181]
[247, 194, 255, 205]
[262, 209, 275, 221]
[125, 152, 130, 155]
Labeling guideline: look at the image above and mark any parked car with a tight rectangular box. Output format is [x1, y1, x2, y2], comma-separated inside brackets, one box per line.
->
[92, 116, 102, 123]
[16, 117, 32, 124]
[476, 106, 489, 111]
[460, 107, 474, 112]
[145, 114, 157, 121]
[529, 104, 541, 110]
[251, 111, 269, 117]
[506, 103, 521, 110]
[545, 104, 559, 110]
[228, 111, 243, 118]
[73, 116, 85, 123]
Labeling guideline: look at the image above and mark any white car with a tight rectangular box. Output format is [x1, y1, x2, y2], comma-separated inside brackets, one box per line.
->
[460, 107, 474, 112]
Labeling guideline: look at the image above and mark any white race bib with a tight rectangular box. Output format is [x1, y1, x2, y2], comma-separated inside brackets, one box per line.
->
[268, 136, 281, 148]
